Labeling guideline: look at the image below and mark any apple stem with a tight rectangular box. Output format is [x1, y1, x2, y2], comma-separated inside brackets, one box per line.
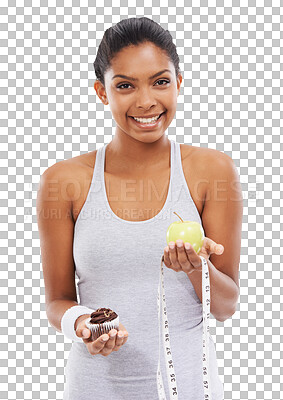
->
[173, 211, 183, 222]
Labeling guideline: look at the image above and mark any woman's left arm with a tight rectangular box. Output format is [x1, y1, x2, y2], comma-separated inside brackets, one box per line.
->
[163, 152, 243, 322]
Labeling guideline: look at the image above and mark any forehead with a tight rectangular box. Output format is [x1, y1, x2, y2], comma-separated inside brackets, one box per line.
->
[105, 42, 174, 80]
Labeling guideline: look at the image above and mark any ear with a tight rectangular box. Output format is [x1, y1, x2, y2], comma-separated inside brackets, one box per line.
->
[94, 80, 108, 104]
[176, 73, 182, 96]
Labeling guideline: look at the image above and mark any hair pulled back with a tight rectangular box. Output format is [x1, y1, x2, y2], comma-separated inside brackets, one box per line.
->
[93, 17, 181, 87]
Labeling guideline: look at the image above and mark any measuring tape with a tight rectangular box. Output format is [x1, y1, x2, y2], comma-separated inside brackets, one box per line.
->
[157, 255, 211, 399]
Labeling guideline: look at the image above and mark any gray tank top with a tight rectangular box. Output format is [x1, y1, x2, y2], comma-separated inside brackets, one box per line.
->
[63, 139, 224, 400]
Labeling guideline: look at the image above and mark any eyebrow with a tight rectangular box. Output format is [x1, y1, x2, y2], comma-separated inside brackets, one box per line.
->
[112, 69, 172, 81]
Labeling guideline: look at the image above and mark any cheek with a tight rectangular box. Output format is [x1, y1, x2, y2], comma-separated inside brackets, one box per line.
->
[159, 91, 177, 109]
[110, 97, 130, 116]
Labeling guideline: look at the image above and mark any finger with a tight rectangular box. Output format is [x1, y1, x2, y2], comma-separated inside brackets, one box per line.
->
[168, 242, 182, 271]
[203, 237, 224, 255]
[75, 325, 91, 341]
[104, 329, 117, 349]
[215, 244, 224, 254]
[203, 237, 216, 255]
[82, 328, 91, 340]
[184, 242, 202, 269]
[117, 324, 129, 343]
[163, 246, 172, 268]
[89, 334, 110, 355]
[100, 329, 118, 356]
[117, 331, 129, 348]
[175, 240, 194, 273]
[113, 331, 125, 351]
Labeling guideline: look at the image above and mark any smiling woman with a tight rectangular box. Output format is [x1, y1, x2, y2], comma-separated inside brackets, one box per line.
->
[36, 16, 240, 400]
[94, 40, 182, 139]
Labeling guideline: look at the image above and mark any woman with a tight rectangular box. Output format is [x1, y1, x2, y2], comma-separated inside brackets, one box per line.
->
[37, 17, 242, 400]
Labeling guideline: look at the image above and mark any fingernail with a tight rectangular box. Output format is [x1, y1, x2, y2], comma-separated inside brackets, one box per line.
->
[185, 243, 190, 250]
[169, 243, 175, 249]
[176, 240, 183, 247]
[102, 336, 109, 341]
[82, 329, 88, 337]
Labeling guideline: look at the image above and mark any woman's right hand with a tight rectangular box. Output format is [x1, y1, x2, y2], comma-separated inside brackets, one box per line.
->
[75, 318, 129, 357]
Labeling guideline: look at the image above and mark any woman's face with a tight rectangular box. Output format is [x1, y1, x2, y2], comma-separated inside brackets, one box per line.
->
[94, 42, 182, 142]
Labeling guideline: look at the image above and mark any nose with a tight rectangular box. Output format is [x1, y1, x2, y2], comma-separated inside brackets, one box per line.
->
[135, 88, 158, 110]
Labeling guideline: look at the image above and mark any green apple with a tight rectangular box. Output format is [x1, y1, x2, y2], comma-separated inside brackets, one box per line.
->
[166, 212, 205, 254]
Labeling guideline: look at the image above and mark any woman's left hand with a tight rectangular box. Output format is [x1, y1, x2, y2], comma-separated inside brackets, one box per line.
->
[163, 237, 224, 275]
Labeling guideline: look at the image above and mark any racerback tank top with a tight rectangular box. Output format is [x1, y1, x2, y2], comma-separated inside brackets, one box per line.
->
[63, 139, 224, 400]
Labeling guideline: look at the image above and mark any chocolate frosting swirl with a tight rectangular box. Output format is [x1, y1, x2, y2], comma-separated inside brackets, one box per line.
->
[89, 308, 118, 324]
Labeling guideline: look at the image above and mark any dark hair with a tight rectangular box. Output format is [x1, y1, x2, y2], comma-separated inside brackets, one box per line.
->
[93, 17, 181, 87]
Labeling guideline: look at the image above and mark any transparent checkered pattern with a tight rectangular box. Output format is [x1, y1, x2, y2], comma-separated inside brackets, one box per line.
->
[1, 0, 282, 399]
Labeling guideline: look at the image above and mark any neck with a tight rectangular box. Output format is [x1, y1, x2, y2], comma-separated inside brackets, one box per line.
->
[105, 130, 171, 175]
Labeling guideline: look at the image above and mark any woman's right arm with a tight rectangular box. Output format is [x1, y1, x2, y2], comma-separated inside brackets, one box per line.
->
[36, 161, 87, 333]
[36, 161, 129, 354]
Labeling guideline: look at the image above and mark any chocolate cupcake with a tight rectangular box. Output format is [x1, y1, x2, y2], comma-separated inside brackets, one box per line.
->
[85, 307, 119, 341]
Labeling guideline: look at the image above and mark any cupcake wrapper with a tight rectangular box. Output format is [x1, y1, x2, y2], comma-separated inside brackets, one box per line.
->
[85, 315, 120, 341]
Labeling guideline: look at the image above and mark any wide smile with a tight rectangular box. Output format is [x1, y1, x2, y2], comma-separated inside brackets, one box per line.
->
[129, 112, 166, 130]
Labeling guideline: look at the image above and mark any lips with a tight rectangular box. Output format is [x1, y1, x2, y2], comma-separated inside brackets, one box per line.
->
[130, 111, 165, 121]
[129, 111, 166, 130]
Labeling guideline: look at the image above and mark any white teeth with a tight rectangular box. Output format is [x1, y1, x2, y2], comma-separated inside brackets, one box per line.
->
[133, 114, 160, 123]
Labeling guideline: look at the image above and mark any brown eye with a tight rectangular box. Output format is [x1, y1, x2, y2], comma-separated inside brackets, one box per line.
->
[155, 79, 170, 86]
[117, 83, 132, 89]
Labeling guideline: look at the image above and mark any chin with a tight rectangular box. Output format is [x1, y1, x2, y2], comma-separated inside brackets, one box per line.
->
[132, 133, 167, 145]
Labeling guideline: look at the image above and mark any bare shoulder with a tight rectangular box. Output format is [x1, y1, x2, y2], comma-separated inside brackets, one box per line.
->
[180, 143, 232, 174]
[181, 143, 230, 160]
[40, 150, 98, 201]
[63, 149, 98, 174]
[60, 149, 97, 171]
[180, 144, 234, 211]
